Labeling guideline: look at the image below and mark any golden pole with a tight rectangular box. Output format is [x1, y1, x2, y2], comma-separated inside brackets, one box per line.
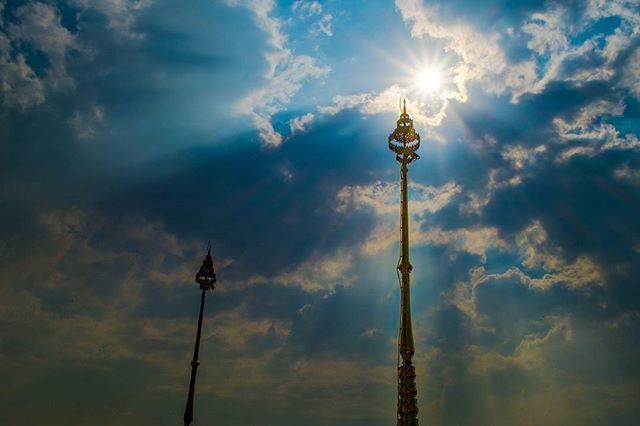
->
[388, 100, 420, 426]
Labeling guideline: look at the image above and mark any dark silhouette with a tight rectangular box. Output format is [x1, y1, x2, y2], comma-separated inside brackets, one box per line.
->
[183, 243, 217, 426]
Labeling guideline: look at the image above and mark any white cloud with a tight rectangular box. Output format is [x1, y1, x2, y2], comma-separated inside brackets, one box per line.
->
[335, 180, 507, 258]
[394, 0, 640, 104]
[555, 100, 625, 140]
[289, 112, 314, 134]
[416, 226, 507, 261]
[459, 168, 523, 216]
[452, 221, 604, 327]
[502, 144, 547, 170]
[553, 100, 640, 159]
[291, 0, 322, 18]
[228, 0, 330, 146]
[291, 0, 332, 37]
[312, 14, 333, 37]
[319, 84, 450, 127]
[395, 0, 506, 102]
[522, 8, 569, 55]
[337, 180, 461, 216]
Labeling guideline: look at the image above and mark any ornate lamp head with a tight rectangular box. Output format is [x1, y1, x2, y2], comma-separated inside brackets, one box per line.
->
[195, 242, 217, 290]
[388, 99, 421, 164]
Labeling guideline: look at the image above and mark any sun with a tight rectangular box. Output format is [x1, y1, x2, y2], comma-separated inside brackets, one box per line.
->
[415, 67, 443, 94]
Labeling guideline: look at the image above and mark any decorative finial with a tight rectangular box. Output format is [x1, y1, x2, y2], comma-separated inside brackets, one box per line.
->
[195, 244, 216, 291]
[388, 98, 421, 164]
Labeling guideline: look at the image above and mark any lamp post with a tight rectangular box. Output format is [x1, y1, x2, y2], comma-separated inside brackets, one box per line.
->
[183, 243, 217, 426]
[388, 99, 420, 426]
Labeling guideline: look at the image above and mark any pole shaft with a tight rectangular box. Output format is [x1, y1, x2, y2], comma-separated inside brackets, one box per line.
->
[398, 159, 419, 426]
[184, 288, 207, 426]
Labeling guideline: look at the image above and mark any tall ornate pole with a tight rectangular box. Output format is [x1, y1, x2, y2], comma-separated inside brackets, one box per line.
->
[183, 243, 217, 426]
[388, 99, 420, 426]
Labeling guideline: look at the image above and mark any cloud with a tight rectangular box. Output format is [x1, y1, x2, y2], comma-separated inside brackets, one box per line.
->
[416, 226, 507, 261]
[553, 99, 640, 159]
[319, 84, 450, 127]
[337, 180, 461, 216]
[0, 2, 77, 109]
[460, 168, 524, 216]
[335, 180, 509, 258]
[70, 0, 153, 39]
[501, 144, 547, 171]
[289, 112, 314, 134]
[228, 0, 330, 146]
[621, 47, 640, 97]
[292, 0, 332, 37]
[615, 164, 640, 184]
[69, 104, 105, 140]
[311, 14, 333, 37]
[0, 34, 45, 109]
[8, 2, 77, 88]
[395, 0, 507, 101]
[291, 0, 322, 18]
[274, 251, 354, 293]
[451, 220, 604, 329]
[394, 0, 640, 104]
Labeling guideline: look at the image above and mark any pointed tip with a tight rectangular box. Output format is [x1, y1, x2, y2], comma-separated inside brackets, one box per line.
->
[403, 98, 407, 114]
[207, 240, 211, 256]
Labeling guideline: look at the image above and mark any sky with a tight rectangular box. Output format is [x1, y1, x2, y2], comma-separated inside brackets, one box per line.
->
[1, 0, 640, 425]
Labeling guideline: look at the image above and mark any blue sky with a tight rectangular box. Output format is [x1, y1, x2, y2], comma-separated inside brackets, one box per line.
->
[1, 0, 640, 425]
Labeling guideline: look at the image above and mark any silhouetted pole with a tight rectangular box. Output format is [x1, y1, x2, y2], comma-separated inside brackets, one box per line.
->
[184, 243, 216, 426]
[388, 100, 420, 426]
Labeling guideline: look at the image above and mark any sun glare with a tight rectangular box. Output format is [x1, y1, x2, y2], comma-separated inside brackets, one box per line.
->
[415, 67, 442, 94]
